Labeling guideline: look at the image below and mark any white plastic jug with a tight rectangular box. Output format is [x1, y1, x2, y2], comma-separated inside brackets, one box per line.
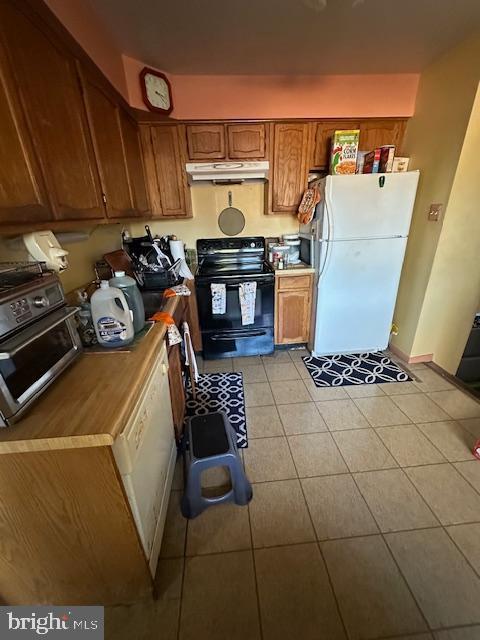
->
[91, 281, 134, 348]
[108, 271, 145, 333]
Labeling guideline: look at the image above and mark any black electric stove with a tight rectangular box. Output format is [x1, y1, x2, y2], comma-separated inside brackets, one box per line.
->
[195, 237, 274, 359]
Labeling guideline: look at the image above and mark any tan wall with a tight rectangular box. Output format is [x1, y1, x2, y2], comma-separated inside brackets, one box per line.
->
[0, 226, 122, 294]
[411, 86, 480, 373]
[391, 31, 480, 366]
[0, 184, 298, 294]
[129, 183, 298, 249]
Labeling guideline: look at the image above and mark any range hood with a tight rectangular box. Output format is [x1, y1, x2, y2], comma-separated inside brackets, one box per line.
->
[185, 161, 269, 184]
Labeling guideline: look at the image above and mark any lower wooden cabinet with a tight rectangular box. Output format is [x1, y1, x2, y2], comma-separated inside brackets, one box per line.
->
[168, 343, 186, 439]
[0, 344, 177, 606]
[275, 273, 313, 344]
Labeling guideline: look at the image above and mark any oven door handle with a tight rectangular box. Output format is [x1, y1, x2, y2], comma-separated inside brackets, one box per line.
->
[211, 330, 267, 341]
[0, 306, 80, 360]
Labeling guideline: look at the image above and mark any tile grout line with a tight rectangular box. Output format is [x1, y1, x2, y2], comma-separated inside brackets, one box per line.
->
[351, 394, 412, 428]
[361, 467, 443, 531]
[411, 421, 477, 466]
[246, 498, 265, 640]
[345, 469, 433, 634]
[282, 417, 352, 640]
[450, 460, 480, 499]
[374, 425, 448, 469]
[159, 514, 480, 561]
[175, 487, 190, 640]
[443, 524, 480, 582]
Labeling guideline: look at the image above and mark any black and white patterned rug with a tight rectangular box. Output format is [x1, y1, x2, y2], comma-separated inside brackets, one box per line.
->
[185, 372, 248, 448]
[302, 352, 412, 387]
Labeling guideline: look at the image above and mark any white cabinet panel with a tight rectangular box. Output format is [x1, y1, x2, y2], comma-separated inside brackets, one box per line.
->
[113, 343, 176, 566]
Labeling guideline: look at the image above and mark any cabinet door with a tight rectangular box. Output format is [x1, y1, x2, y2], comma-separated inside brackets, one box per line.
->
[186, 124, 226, 160]
[0, 38, 52, 224]
[119, 110, 150, 217]
[270, 123, 311, 214]
[227, 123, 266, 159]
[359, 119, 407, 153]
[80, 70, 134, 219]
[149, 125, 191, 218]
[276, 288, 312, 344]
[312, 120, 360, 169]
[0, 3, 104, 221]
[167, 344, 185, 439]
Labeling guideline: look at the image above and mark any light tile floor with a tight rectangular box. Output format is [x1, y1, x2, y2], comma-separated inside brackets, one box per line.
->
[106, 349, 480, 640]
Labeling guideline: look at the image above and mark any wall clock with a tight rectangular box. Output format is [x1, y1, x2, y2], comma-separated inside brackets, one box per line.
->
[139, 67, 173, 114]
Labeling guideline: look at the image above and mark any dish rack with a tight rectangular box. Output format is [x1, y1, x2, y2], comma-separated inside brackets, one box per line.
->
[133, 258, 182, 290]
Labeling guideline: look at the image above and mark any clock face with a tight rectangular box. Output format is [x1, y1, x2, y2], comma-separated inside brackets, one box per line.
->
[140, 68, 173, 114]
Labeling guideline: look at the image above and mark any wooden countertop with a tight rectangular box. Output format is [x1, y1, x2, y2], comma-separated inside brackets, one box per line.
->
[0, 295, 180, 455]
[274, 262, 315, 276]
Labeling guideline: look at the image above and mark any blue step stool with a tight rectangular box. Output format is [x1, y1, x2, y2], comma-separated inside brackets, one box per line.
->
[181, 411, 253, 519]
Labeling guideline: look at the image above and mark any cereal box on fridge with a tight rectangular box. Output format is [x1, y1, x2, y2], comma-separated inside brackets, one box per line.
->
[330, 129, 360, 175]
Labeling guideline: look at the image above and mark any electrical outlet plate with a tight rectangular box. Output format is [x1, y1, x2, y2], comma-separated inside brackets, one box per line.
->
[428, 203, 442, 221]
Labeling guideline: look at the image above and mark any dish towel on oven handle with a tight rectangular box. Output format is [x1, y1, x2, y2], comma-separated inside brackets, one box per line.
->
[239, 281, 257, 326]
[211, 283, 226, 315]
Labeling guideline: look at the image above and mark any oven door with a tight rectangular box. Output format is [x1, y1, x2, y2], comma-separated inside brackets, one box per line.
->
[196, 275, 274, 359]
[0, 307, 82, 424]
[196, 275, 274, 332]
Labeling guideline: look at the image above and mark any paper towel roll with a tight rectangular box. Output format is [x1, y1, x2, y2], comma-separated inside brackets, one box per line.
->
[169, 240, 194, 279]
[169, 239, 185, 261]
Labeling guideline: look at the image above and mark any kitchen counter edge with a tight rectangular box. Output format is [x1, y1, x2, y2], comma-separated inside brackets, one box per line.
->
[0, 294, 180, 455]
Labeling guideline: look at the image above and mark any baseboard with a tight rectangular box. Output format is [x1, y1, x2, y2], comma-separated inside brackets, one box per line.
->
[388, 343, 433, 364]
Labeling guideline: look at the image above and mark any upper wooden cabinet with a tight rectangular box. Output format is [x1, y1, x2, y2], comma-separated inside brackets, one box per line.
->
[226, 124, 266, 159]
[186, 123, 267, 160]
[140, 124, 192, 219]
[312, 120, 360, 169]
[80, 69, 134, 219]
[186, 124, 226, 160]
[268, 122, 311, 214]
[311, 118, 407, 169]
[359, 119, 407, 154]
[119, 110, 150, 217]
[0, 38, 52, 225]
[0, 2, 104, 222]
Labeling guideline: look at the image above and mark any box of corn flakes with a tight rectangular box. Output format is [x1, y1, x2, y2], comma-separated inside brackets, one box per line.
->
[330, 129, 360, 175]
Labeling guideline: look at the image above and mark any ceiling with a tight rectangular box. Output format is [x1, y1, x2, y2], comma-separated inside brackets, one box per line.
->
[91, 0, 480, 75]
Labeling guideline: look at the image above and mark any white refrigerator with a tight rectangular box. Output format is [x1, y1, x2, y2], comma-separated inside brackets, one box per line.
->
[305, 171, 419, 357]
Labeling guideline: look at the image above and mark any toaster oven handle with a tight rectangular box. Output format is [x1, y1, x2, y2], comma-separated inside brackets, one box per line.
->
[0, 306, 79, 360]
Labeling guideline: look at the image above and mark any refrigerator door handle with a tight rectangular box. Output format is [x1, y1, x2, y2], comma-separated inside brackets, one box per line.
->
[318, 198, 333, 277]
[318, 240, 330, 277]
[325, 200, 332, 243]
